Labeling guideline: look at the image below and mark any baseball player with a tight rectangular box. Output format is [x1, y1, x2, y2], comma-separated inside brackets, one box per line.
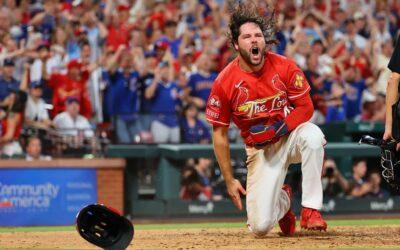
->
[206, 4, 327, 237]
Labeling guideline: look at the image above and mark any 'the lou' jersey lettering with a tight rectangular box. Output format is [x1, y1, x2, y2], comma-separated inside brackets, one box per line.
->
[206, 52, 311, 145]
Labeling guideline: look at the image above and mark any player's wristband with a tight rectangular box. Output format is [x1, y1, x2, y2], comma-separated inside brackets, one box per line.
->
[271, 120, 289, 138]
[249, 120, 288, 146]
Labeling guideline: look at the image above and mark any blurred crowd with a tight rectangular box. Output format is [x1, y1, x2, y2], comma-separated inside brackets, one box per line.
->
[320, 158, 389, 198]
[179, 157, 390, 201]
[0, 0, 397, 158]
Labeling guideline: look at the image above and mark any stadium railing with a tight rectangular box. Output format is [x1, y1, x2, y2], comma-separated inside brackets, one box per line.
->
[106, 141, 383, 217]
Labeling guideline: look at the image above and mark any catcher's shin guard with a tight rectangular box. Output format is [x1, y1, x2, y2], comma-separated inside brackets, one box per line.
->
[76, 204, 134, 250]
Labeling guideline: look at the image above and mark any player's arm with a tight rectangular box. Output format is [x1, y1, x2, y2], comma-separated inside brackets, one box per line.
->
[206, 81, 245, 209]
[284, 64, 314, 130]
[284, 94, 314, 130]
[384, 72, 400, 140]
[250, 70, 313, 147]
[212, 125, 246, 210]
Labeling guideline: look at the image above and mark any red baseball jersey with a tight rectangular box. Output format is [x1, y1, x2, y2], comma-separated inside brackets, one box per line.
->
[206, 52, 311, 146]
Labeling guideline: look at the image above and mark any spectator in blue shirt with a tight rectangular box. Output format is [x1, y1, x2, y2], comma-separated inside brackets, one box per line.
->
[157, 21, 181, 59]
[145, 60, 182, 143]
[187, 53, 217, 110]
[103, 45, 141, 144]
[326, 104, 346, 122]
[137, 51, 157, 131]
[341, 69, 373, 120]
[0, 59, 19, 107]
[325, 82, 346, 123]
[180, 104, 210, 144]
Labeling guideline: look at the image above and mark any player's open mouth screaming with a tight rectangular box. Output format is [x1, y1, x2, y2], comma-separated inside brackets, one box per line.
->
[250, 46, 261, 62]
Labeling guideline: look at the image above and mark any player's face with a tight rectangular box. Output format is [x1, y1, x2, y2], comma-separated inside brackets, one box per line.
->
[235, 22, 266, 67]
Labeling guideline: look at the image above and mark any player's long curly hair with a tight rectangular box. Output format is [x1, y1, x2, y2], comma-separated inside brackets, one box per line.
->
[228, 0, 277, 48]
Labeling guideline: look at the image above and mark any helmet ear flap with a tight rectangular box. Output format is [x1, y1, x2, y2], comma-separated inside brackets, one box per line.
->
[76, 204, 134, 250]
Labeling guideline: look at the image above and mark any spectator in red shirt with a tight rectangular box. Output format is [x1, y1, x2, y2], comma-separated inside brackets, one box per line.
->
[105, 4, 134, 51]
[46, 59, 92, 119]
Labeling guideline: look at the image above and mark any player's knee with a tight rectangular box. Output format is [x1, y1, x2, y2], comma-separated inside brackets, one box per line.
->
[299, 123, 325, 150]
[250, 220, 274, 236]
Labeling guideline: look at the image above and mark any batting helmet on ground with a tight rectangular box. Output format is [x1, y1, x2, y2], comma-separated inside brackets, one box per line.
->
[76, 204, 134, 250]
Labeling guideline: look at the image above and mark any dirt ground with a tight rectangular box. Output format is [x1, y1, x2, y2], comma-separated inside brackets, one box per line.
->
[2, 225, 400, 249]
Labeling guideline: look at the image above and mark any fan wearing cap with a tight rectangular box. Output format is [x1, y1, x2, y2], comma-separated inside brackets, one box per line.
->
[103, 45, 141, 143]
[0, 58, 19, 108]
[25, 80, 51, 130]
[154, 39, 170, 62]
[53, 96, 94, 138]
[374, 12, 392, 45]
[29, 42, 51, 83]
[46, 59, 92, 119]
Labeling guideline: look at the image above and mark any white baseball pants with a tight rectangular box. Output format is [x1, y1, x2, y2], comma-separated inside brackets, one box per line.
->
[246, 122, 325, 236]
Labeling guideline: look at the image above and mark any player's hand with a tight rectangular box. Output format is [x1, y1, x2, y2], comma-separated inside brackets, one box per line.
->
[226, 179, 246, 211]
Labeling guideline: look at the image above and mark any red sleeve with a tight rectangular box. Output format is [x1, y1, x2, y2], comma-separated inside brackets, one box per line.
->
[285, 61, 311, 101]
[80, 89, 92, 119]
[205, 81, 231, 127]
[51, 91, 62, 118]
[284, 94, 314, 131]
[48, 73, 63, 89]
[81, 70, 90, 83]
